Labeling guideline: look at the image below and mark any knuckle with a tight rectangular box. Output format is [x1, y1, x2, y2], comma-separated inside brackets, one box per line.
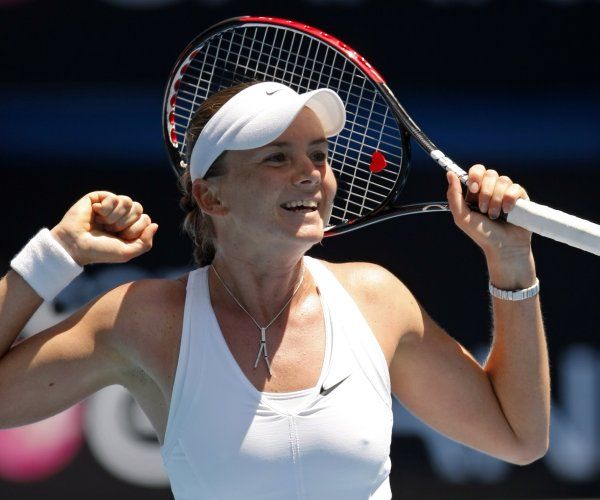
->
[498, 175, 512, 184]
[480, 182, 494, 194]
[469, 165, 485, 177]
[133, 201, 143, 214]
[492, 189, 504, 201]
[484, 169, 498, 178]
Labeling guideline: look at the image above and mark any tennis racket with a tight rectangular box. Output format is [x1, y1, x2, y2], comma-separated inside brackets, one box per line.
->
[162, 16, 600, 256]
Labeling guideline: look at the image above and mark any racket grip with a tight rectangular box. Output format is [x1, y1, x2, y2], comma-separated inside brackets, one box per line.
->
[507, 198, 600, 256]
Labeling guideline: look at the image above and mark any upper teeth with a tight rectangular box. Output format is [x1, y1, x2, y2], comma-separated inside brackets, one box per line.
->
[283, 200, 318, 208]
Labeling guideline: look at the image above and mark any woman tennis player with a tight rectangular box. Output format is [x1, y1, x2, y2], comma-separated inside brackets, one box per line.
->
[0, 81, 549, 499]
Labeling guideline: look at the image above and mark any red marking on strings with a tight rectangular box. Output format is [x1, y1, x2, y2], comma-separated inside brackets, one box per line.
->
[170, 94, 177, 108]
[369, 151, 387, 173]
[169, 112, 175, 125]
[174, 79, 181, 91]
[180, 64, 189, 75]
[170, 129, 178, 146]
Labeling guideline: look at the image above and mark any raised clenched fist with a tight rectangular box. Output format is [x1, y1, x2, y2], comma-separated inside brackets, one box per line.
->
[50, 191, 158, 266]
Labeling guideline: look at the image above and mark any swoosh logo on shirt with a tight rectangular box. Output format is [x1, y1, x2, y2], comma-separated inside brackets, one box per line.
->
[319, 374, 351, 397]
[266, 89, 282, 96]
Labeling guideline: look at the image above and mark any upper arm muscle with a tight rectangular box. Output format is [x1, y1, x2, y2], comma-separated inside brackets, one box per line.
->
[390, 307, 523, 461]
[0, 284, 135, 428]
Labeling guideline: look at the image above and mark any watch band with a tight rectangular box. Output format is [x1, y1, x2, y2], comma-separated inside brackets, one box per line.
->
[488, 278, 540, 301]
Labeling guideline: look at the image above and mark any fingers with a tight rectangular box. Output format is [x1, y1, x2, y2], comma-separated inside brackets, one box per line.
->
[92, 194, 144, 231]
[87, 191, 117, 205]
[55, 192, 158, 266]
[90, 192, 156, 246]
[93, 194, 133, 224]
[119, 213, 151, 241]
[466, 164, 486, 194]
[466, 164, 528, 219]
[502, 183, 529, 213]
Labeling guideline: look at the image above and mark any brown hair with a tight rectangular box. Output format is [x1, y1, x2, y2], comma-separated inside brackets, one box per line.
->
[179, 81, 257, 266]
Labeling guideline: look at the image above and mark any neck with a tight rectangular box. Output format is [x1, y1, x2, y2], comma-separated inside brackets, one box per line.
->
[209, 250, 307, 325]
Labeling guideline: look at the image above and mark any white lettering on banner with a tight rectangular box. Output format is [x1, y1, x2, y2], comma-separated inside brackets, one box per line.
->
[12, 266, 600, 486]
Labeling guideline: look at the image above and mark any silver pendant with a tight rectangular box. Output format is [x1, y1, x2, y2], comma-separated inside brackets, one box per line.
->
[254, 327, 272, 375]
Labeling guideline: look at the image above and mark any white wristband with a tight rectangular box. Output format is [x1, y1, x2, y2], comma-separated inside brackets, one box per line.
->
[489, 278, 540, 301]
[10, 228, 83, 302]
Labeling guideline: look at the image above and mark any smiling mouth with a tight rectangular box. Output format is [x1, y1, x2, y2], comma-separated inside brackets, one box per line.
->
[280, 200, 319, 212]
[281, 206, 318, 213]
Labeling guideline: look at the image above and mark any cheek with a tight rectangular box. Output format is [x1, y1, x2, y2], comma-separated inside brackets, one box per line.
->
[320, 167, 338, 224]
[324, 167, 338, 199]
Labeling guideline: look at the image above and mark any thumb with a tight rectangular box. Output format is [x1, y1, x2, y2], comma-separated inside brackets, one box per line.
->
[117, 223, 158, 262]
[446, 172, 470, 225]
[135, 222, 158, 252]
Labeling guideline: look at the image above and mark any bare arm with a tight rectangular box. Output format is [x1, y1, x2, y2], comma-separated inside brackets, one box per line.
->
[0, 283, 132, 427]
[0, 191, 158, 428]
[0, 271, 43, 360]
[386, 166, 549, 465]
[482, 250, 549, 460]
[388, 278, 548, 465]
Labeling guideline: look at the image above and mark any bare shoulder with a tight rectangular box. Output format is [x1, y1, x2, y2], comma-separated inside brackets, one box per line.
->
[315, 259, 424, 359]
[105, 277, 187, 327]
[319, 260, 406, 294]
[94, 277, 187, 374]
[0, 276, 187, 429]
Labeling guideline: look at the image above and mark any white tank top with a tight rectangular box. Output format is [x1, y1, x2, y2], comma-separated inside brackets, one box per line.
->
[160, 256, 393, 499]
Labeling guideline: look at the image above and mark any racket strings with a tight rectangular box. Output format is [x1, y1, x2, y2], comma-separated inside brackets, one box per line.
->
[170, 24, 404, 225]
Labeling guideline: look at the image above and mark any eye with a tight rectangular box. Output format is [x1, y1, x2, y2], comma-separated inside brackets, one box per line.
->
[263, 152, 286, 164]
[311, 150, 328, 163]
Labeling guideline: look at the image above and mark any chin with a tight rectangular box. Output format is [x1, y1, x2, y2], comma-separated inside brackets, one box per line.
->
[274, 209, 329, 247]
[287, 221, 325, 246]
[298, 228, 327, 248]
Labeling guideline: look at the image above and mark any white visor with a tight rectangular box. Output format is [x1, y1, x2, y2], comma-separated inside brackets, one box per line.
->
[189, 82, 347, 181]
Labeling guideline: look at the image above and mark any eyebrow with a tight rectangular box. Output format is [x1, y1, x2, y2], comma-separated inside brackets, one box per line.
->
[267, 138, 328, 148]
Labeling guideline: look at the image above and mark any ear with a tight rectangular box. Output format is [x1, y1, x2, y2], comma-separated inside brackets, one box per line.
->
[192, 179, 229, 216]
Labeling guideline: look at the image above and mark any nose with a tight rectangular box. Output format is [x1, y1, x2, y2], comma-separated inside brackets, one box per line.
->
[292, 154, 321, 187]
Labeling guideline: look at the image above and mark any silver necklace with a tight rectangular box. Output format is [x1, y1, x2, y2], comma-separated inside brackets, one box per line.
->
[210, 262, 305, 375]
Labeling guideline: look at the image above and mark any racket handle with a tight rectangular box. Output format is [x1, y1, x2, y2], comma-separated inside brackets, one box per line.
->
[507, 199, 600, 256]
[428, 150, 600, 255]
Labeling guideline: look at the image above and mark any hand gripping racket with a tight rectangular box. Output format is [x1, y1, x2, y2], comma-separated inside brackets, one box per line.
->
[162, 16, 600, 256]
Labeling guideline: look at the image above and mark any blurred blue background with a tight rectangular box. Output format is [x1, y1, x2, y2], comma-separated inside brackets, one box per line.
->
[0, 1, 599, 499]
